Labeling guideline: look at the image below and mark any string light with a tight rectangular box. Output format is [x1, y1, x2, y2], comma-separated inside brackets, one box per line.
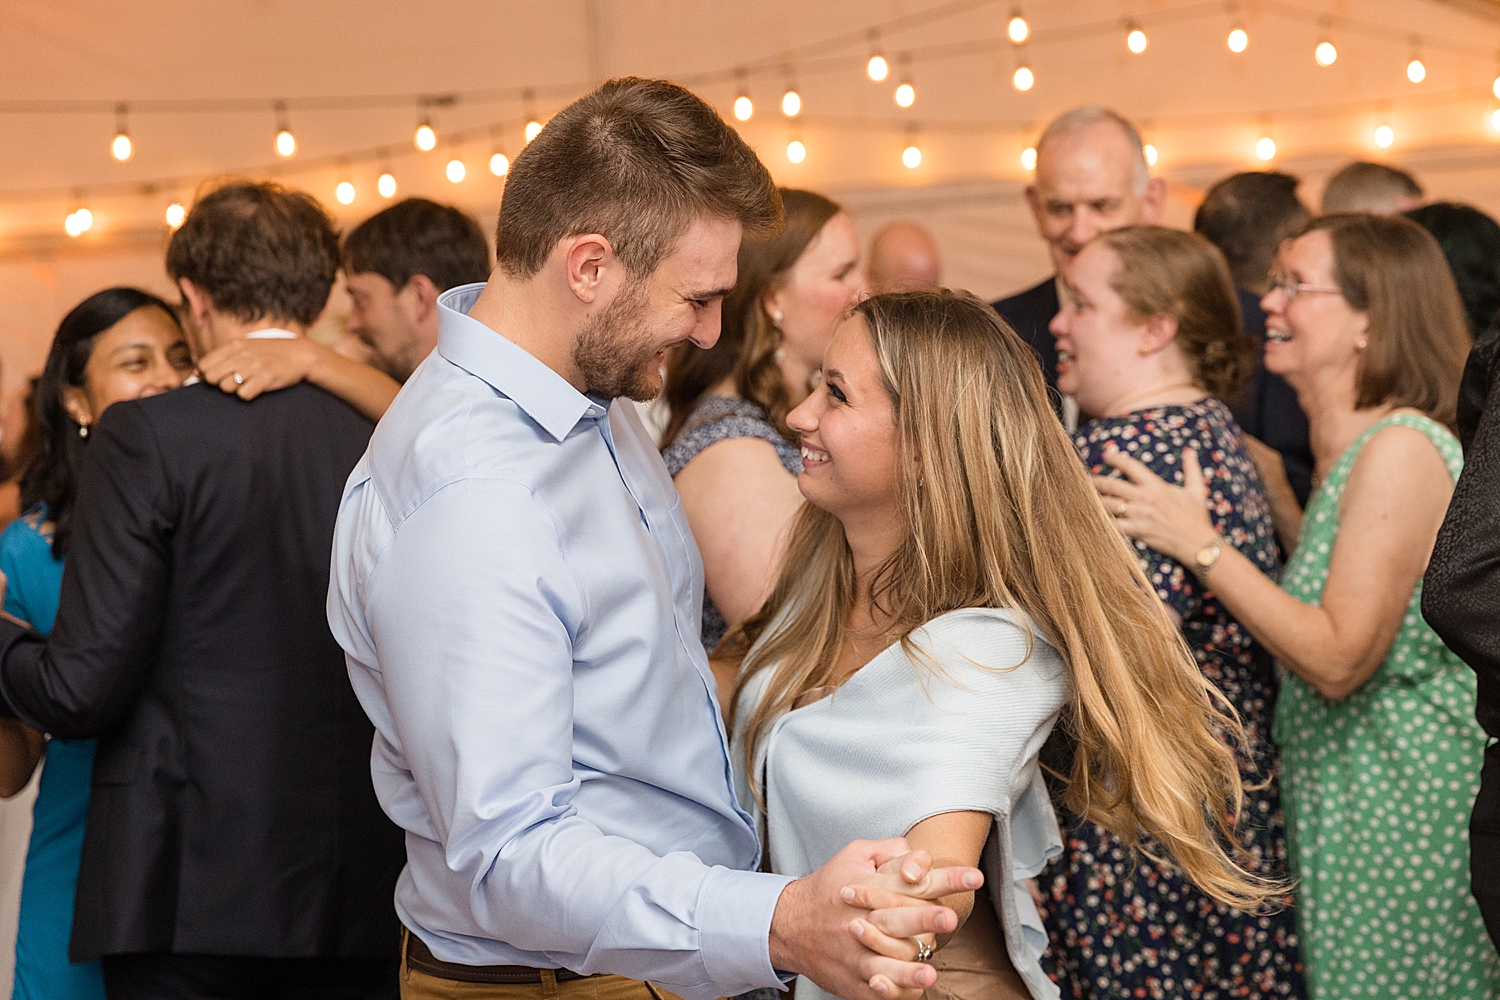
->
[1228, 27, 1248, 53]
[867, 54, 889, 82]
[1491, 108, 1500, 131]
[524, 119, 543, 142]
[1144, 143, 1158, 166]
[165, 203, 186, 229]
[902, 143, 922, 169]
[1256, 136, 1277, 160]
[781, 89, 802, 117]
[1008, 12, 1030, 44]
[1375, 124, 1395, 148]
[64, 208, 93, 237]
[1013, 65, 1035, 92]
[377, 172, 397, 198]
[1494, 74, 1500, 99]
[414, 121, 437, 151]
[335, 181, 356, 205]
[1021, 146, 1037, 170]
[1315, 19, 1337, 67]
[274, 101, 296, 157]
[490, 152, 510, 176]
[446, 157, 466, 182]
[1126, 24, 1148, 55]
[1407, 58, 1426, 83]
[786, 139, 806, 163]
[733, 94, 753, 121]
[111, 103, 133, 161]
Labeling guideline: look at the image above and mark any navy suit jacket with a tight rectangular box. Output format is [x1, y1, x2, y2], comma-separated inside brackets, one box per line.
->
[993, 276, 1062, 393]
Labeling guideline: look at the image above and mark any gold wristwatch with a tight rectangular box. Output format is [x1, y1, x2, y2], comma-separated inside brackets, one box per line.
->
[1192, 536, 1225, 584]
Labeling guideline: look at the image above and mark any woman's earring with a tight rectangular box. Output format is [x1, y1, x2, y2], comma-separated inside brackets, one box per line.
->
[1356, 338, 1368, 351]
[1138, 344, 1152, 356]
[771, 309, 784, 325]
[78, 423, 89, 439]
[774, 347, 787, 364]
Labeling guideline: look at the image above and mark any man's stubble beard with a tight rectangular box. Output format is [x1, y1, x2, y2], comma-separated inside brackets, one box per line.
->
[572, 280, 667, 402]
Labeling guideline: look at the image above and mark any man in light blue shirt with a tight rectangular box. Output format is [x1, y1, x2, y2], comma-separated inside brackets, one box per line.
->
[328, 79, 975, 1000]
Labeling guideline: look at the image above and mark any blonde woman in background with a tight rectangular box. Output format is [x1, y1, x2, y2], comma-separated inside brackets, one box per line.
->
[724, 290, 1279, 1000]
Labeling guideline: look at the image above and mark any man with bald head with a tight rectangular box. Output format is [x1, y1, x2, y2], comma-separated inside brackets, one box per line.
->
[868, 221, 943, 291]
[994, 106, 1166, 404]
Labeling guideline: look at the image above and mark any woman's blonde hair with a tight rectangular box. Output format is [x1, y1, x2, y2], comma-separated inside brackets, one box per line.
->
[726, 289, 1277, 912]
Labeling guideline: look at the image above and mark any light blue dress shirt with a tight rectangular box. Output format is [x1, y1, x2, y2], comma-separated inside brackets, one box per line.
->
[328, 284, 793, 1000]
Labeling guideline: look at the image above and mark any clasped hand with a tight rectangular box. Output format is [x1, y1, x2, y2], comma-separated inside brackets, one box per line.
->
[1093, 446, 1219, 563]
[197, 338, 319, 402]
[770, 838, 983, 1000]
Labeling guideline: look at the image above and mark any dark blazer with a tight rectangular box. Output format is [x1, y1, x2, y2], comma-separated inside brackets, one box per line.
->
[1229, 289, 1315, 506]
[993, 276, 1062, 394]
[0, 382, 406, 962]
[1424, 319, 1500, 738]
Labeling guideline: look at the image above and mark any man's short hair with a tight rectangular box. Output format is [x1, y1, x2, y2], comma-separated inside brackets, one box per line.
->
[1194, 171, 1311, 289]
[342, 198, 491, 293]
[1036, 105, 1150, 194]
[1321, 161, 1424, 214]
[166, 180, 340, 326]
[494, 77, 782, 279]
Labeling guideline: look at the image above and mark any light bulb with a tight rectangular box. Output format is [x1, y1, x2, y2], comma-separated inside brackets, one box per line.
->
[490, 152, 510, 176]
[1375, 124, 1395, 148]
[165, 203, 186, 229]
[1144, 143, 1158, 166]
[446, 158, 466, 183]
[782, 90, 801, 117]
[65, 208, 93, 236]
[1008, 15, 1030, 44]
[1255, 136, 1277, 161]
[733, 95, 753, 121]
[1021, 146, 1037, 170]
[415, 124, 437, 151]
[336, 181, 356, 205]
[786, 139, 806, 164]
[1315, 41, 1337, 66]
[1228, 28, 1248, 53]
[275, 129, 296, 157]
[894, 82, 915, 108]
[111, 133, 133, 161]
[902, 145, 922, 169]
[378, 172, 397, 198]
[1407, 58, 1426, 83]
[1013, 66, 1034, 92]
[1494, 75, 1500, 99]
[525, 120, 543, 142]
[64, 212, 82, 237]
[867, 55, 889, 82]
[1127, 28, 1147, 54]
[1491, 108, 1500, 131]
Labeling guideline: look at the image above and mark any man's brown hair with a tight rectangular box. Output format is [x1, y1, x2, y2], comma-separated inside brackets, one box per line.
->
[494, 77, 782, 279]
[1304, 213, 1470, 426]
[166, 180, 340, 326]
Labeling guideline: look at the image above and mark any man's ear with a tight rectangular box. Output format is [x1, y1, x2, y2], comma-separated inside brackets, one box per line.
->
[405, 274, 441, 323]
[1139, 177, 1168, 225]
[178, 277, 211, 331]
[562, 234, 616, 305]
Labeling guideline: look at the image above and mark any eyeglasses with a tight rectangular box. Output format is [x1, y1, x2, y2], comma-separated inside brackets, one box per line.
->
[1266, 272, 1344, 302]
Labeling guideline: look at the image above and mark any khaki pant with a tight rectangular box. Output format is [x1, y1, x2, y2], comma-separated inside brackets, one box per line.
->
[399, 938, 686, 1000]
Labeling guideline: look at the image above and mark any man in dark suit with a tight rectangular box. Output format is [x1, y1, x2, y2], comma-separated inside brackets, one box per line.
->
[1194, 171, 1316, 507]
[993, 106, 1166, 406]
[0, 182, 405, 1000]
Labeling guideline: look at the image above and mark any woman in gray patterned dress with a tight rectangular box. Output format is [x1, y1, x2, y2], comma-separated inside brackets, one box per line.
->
[662, 189, 864, 666]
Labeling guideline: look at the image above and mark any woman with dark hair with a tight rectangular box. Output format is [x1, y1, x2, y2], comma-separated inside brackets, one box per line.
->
[661, 188, 863, 658]
[1102, 214, 1500, 996]
[1042, 226, 1305, 997]
[1404, 201, 1500, 338]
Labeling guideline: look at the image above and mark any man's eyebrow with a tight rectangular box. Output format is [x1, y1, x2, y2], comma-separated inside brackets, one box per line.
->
[687, 285, 736, 300]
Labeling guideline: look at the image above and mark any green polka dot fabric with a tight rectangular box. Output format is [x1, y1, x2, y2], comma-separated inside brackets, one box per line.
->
[1273, 413, 1500, 998]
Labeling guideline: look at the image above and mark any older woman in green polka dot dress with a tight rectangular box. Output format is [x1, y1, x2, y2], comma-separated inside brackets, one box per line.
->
[1093, 213, 1500, 999]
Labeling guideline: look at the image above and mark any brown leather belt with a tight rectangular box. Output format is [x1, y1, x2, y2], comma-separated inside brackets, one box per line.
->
[404, 928, 597, 985]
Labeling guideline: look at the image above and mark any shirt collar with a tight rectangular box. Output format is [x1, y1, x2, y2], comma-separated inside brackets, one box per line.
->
[245, 328, 299, 340]
[436, 283, 605, 442]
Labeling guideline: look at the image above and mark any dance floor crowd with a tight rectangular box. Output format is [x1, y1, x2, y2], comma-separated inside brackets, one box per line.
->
[2, 77, 1500, 1000]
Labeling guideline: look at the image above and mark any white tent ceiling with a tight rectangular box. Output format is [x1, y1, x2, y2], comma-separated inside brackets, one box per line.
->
[3, 0, 1500, 401]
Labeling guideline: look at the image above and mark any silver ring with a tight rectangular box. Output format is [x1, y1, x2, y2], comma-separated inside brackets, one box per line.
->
[913, 938, 934, 963]
[233, 372, 245, 386]
[1115, 500, 1128, 517]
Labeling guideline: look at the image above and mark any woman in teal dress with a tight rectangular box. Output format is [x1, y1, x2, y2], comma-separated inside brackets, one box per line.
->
[0, 287, 401, 1000]
[1092, 213, 1500, 998]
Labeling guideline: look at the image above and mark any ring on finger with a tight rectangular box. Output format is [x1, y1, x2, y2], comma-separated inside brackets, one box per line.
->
[233, 372, 245, 386]
[1115, 500, 1128, 517]
[912, 938, 934, 963]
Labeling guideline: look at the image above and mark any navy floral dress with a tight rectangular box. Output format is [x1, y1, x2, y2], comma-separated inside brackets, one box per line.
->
[1041, 397, 1308, 999]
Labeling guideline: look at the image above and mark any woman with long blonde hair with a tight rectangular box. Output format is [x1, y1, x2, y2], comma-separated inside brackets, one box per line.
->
[725, 289, 1277, 1000]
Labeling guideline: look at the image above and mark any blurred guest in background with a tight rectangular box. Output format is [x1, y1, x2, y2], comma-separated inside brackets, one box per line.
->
[1044, 226, 1305, 997]
[661, 188, 863, 656]
[342, 197, 492, 382]
[1320, 161, 1423, 214]
[995, 105, 1165, 410]
[1097, 214, 1498, 997]
[0, 181, 407, 1000]
[1405, 202, 1500, 337]
[1426, 313, 1500, 949]
[1195, 170, 1315, 511]
[0, 378, 39, 531]
[866, 220, 941, 291]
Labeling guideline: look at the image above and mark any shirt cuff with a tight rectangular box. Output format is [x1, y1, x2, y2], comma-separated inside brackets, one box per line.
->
[697, 866, 796, 994]
[0, 615, 34, 720]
